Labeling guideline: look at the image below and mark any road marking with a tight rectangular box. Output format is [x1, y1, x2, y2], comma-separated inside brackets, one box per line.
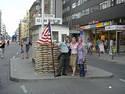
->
[20, 85, 28, 94]
[12, 56, 15, 59]
[108, 86, 112, 89]
[120, 79, 125, 83]
[16, 52, 19, 55]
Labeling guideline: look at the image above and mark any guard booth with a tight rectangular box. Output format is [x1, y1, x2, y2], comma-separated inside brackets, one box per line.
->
[105, 25, 125, 53]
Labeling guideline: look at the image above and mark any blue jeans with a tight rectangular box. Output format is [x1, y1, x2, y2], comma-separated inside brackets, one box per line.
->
[79, 64, 85, 77]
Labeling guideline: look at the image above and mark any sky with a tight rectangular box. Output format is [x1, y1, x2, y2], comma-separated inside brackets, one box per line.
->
[0, 0, 35, 36]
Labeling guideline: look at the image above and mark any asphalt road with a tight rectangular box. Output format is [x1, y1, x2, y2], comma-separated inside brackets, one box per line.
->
[0, 43, 125, 94]
[88, 55, 125, 79]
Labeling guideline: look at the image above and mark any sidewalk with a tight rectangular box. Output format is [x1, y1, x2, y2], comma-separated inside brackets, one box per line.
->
[10, 57, 113, 81]
[93, 53, 125, 64]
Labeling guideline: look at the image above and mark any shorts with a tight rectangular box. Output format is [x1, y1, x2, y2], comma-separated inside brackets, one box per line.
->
[70, 54, 77, 67]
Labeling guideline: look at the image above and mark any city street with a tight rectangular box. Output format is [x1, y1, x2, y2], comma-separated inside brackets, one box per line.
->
[0, 43, 125, 94]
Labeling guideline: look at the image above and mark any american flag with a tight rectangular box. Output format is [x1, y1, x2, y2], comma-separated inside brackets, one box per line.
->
[37, 22, 51, 44]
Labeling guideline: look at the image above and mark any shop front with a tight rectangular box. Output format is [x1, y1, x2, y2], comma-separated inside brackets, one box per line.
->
[80, 21, 112, 45]
[105, 25, 125, 53]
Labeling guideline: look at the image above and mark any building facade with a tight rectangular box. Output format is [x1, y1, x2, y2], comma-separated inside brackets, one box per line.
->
[0, 10, 1, 34]
[29, 0, 65, 42]
[19, 12, 29, 41]
[63, 0, 125, 53]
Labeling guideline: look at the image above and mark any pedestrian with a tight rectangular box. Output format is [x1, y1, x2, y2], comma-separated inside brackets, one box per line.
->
[77, 37, 86, 77]
[99, 40, 105, 53]
[87, 39, 93, 55]
[20, 39, 24, 59]
[96, 39, 100, 55]
[56, 36, 70, 77]
[7, 40, 10, 46]
[109, 39, 113, 55]
[24, 37, 32, 59]
[104, 39, 108, 53]
[70, 37, 78, 76]
[0, 34, 5, 58]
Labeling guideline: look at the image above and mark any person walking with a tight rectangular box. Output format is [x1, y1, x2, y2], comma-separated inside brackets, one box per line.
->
[77, 37, 86, 77]
[24, 37, 32, 59]
[20, 39, 24, 59]
[70, 37, 78, 76]
[56, 36, 70, 77]
[0, 34, 5, 58]
[7, 40, 10, 46]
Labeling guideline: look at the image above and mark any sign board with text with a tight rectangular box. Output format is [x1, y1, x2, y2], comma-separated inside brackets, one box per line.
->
[35, 17, 62, 25]
[105, 25, 125, 31]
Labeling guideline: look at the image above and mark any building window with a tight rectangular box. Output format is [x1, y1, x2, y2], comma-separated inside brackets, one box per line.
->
[90, 5, 99, 13]
[52, 31, 58, 43]
[77, 0, 81, 6]
[72, 12, 81, 19]
[72, 2, 77, 9]
[100, 0, 112, 10]
[63, 0, 66, 4]
[80, 0, 88, 4]
[116, 0, 125, 4]
[81, 8, 90, 16]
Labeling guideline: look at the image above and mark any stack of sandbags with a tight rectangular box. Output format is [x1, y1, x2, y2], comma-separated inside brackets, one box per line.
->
[33, 44, 59, 74]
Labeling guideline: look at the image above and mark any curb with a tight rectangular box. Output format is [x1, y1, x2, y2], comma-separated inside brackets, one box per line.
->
[9, 73, 114, 82]
[9, 57, 114, 82]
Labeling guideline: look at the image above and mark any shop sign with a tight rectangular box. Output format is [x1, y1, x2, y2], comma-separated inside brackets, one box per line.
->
[90, 24, 96, 28]
[35, 17, 62, 25]
[104, 21, 111, 26]
[80, 25, 90, 29]
[80, 24, 96, 30]
[105, 25, 125, 31]
[96, 22, 104, 28]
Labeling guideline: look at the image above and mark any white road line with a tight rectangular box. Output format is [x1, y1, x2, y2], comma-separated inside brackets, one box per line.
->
[12, 56, 15, 59]
[20, 85, 28, 94]
[16, 52, 19, 55]
[120, 79, 125, 83]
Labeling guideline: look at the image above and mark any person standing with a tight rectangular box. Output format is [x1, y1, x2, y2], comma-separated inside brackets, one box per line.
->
[99, 40, 105, 53]
[56, 36, 70, 77]
[0, 34, 5, 58]
[96, 39, 100, 55]
[109, 39, 113, 55]
[77, 37, 86, 77]
[87, 39, 93, 55]
[70, 37, 78, 76]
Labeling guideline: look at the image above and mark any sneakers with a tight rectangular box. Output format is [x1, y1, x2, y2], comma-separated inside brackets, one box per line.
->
[55, 73, 67, 77]
[62, 73, 67, 76]
[55, 74, 61, 77]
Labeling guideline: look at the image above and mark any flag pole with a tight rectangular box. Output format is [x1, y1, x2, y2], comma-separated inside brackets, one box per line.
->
[49, 22, 56, 77]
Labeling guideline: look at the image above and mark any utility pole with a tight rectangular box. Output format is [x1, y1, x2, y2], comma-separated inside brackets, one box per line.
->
[40, 0, 44, 39]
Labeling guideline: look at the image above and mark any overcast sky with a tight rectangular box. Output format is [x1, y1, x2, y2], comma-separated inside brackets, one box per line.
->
[0, 0, 35, 36]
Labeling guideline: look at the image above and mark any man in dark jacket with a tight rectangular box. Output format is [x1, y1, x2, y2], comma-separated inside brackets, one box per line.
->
[0, 34, 5, 58]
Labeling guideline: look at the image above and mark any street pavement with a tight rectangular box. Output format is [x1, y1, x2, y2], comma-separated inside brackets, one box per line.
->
[0, 43, 125, 94]
[93, 53, 125, 65]
[10, 57, 113, 81]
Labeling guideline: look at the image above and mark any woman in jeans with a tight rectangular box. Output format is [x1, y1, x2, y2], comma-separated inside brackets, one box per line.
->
[70, 37, 78, 76]
[77, 37, 86, 77]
